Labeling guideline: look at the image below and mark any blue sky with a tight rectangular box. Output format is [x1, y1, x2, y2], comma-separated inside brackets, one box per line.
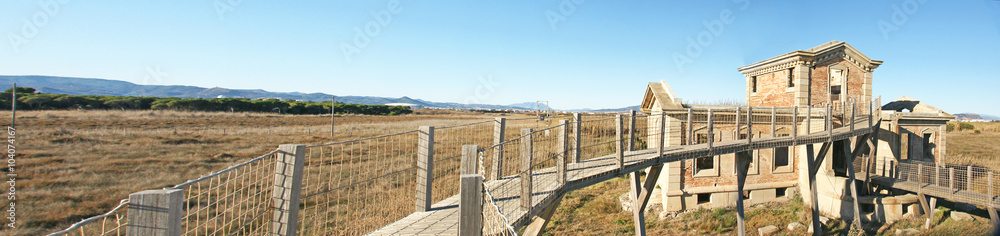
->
[1, 1, 999, 114]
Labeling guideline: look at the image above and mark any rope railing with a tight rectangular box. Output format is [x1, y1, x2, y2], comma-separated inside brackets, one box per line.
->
[46, 199, 129, 236]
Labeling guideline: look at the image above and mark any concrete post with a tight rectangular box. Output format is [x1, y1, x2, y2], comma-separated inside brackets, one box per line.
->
[459, 174, 484, 236]
[127, 189, 183, 236]
[616, 114, 624, 171]
[272, 144, 306, 236]
[558, 120, 569, 185]
[521, 128, 533, 211]
[416, 126, 435, 212]
[629, 110, 636, 151]
[573, 113, 582, 163]
[491, 118, 506, 180]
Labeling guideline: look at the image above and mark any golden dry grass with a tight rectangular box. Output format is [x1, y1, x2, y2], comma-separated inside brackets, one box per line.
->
[0, 109, 511, 235]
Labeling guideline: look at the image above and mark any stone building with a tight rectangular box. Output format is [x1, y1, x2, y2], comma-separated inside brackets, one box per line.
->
[641, 41, 951, 223]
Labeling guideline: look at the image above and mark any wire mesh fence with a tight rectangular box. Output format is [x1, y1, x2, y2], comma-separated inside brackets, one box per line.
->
[297, 130, 419, 235]
[433, 120, 493, 203]
[46, 199, 129, 236]
[170, 149, 281, 236]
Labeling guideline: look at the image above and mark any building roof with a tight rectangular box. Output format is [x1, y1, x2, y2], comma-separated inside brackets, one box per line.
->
[881, 96, 955, 120]
[737, 41, 884, 77]
[640, 80, 683, 112]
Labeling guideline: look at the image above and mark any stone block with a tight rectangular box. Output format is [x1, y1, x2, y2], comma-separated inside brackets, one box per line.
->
[787, 222, 806, 231]
[758, 225, 779, 236]
[950, 211, 973, 221]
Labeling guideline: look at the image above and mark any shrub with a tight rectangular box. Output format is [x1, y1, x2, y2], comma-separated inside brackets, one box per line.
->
[959, 122, 976, 131]
[947, 123, 955, 132]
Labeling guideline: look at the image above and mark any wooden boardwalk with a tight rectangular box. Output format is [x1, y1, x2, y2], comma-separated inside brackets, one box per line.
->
[371, 124, 874, 235]
[859, 169, 1000, 209]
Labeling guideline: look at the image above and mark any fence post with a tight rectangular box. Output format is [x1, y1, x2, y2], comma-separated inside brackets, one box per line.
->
[272, 144, 306, 236]
[918, 163, 923, 188]
[629, 110, 636, 151]
[935, 164, 940, 187]
[747, 107, 753, 144]
[492, 118, 506, 180]
[806, 106, 812, 134]
[462, 145, 479, 175]
[416, 126, 435, 212]
[850, 102, 856, 132]
[792, 106, 798, 141]
[659, 112, 666, 159]
[707, 109, 714, 150]
[459, 174, 484, 236]
[990, 172, 994, 202]
[573, 113, 582, 163]
[331, 95, 335, 137]
[521, 128, 533, 211]
[127, 189, 183, 236]
[616, 114, 624, 171]
[558, 120, 569, 185]
[686, 108, 694, 145]
[771, 107, 776, 139]
[827, 103, 833, 139]
[735, 107, 742, 141]
[949, 167, 954, 191]
[868, 100, 873, 128]
[968, 166, 973, 191]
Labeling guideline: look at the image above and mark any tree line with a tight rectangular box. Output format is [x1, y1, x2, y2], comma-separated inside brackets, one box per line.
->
[0, 87, 412, 115]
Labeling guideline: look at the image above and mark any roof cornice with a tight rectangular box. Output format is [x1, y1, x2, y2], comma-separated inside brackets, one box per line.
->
[737, 41, 884, 77]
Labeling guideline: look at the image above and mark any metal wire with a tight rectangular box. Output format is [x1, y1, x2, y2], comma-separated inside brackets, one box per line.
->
[46, 199, 129, 236]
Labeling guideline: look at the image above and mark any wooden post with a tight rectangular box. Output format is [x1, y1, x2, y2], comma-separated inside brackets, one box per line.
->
[461, 145, 479, 175]
[918, 163, 923, 187]
[806, 106, 812, 134]
[707, 110, 714, 150]
[416, 126, 435, 212]
[459, 174, 484, 236]
[806, 143, 831, 236]
[926, 197, 937, 229]
[850, 102, 856, 132]
[573, 113, 582, 163]
[686, 108, 694, 145]
[629, 110, 636, 151]
[792, 106, 798, 141]
[771, 107, 776, 139]
[658, 113, 666, 159]
[967, 166, 973, 191]
[271, 144, 306, 236]
[491, 118, 506, 180]
[747, 107, 753, 144]
[949, 167, 954, 191]
[558, 120, 569, 185]
[616, 114, 624, 171]
[735, 151, 751, 236]
[127, 189, 183, 236]
[827, 103, 833, 140]
[736, 107, 742, 141]
[935, 164, 941, 187]
[330, 95, 337, 137]
[868, 101, 873, 128]
[630, 172, 646, 236]
[521, 128, 533, 211]
[846, 140, 862, 230]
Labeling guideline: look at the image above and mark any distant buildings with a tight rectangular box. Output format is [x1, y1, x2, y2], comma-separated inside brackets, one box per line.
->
[384, 103, 424, 110]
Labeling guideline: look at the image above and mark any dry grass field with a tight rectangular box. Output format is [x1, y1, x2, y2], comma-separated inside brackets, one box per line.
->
[5, 108, 998, 235]
[0, 109, 511, 235]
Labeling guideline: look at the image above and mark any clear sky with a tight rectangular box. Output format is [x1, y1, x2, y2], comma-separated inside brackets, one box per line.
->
[1, 1, 999, 114]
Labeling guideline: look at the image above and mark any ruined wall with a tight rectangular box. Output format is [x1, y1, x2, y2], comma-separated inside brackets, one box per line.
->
[809, 58, 868, 106]
[748, 69, 796, 107]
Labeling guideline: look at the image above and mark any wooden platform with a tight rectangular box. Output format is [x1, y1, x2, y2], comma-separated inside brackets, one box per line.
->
[370, 125, 874, 235]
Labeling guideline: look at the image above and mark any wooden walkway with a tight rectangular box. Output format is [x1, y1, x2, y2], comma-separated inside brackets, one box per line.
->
[859, 169, 1000, 209]
[370, 124, 874, 235]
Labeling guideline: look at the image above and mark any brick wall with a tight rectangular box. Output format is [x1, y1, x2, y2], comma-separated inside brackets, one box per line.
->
[809, 58, 868, 106]
[748, 69, 796, 107]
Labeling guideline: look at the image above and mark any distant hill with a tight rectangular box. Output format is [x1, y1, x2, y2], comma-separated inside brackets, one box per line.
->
[955, 113, 999, 121]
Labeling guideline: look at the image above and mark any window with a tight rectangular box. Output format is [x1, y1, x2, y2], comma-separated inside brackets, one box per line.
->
[696, 157, 714, 171]
[830, 68, 844, 102]
[787, 68, 795, 88]
[697, 193, 711, 204]
[697, 133, 708, 144]
[775, 147, 789, 167]
[775, 187, 787, 198]
[923, 133, 934, 160]
[752, 76, 758, 93]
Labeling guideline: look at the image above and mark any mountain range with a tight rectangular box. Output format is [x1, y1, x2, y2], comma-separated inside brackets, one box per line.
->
[0, 75, 639, 112]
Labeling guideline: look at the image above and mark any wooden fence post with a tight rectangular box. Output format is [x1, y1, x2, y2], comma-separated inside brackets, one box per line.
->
[806, 106, 812, 134]
[459, 174, 483, 236]
[747, 107, 753, 144]
[967, 166, 973, 191]
[492, 118, 505, 180]
[629, 110, 636, 151]
[827, 103, 833, 140]
[686, 108, 694, 145]
[331, 95, 335, 137]
[850, 102, 856, 132]
[127, 189, 184, 236]
[558, 120, 569, 185]
[949, 167, 954, 191]
[616, 114, 624, 171]
[659, 112, 666, 159]
[736, 107, 742, 141]
[573, 113, 582, 163]
[272, 144, 306, 236]
[416, 126, 435, 212]
[792, 106, 798, 141]
[521, 128, 533, 212]
[707, 110, 714, 150]
[771, 107, 776, 139]
[935, 164, 940, 187]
